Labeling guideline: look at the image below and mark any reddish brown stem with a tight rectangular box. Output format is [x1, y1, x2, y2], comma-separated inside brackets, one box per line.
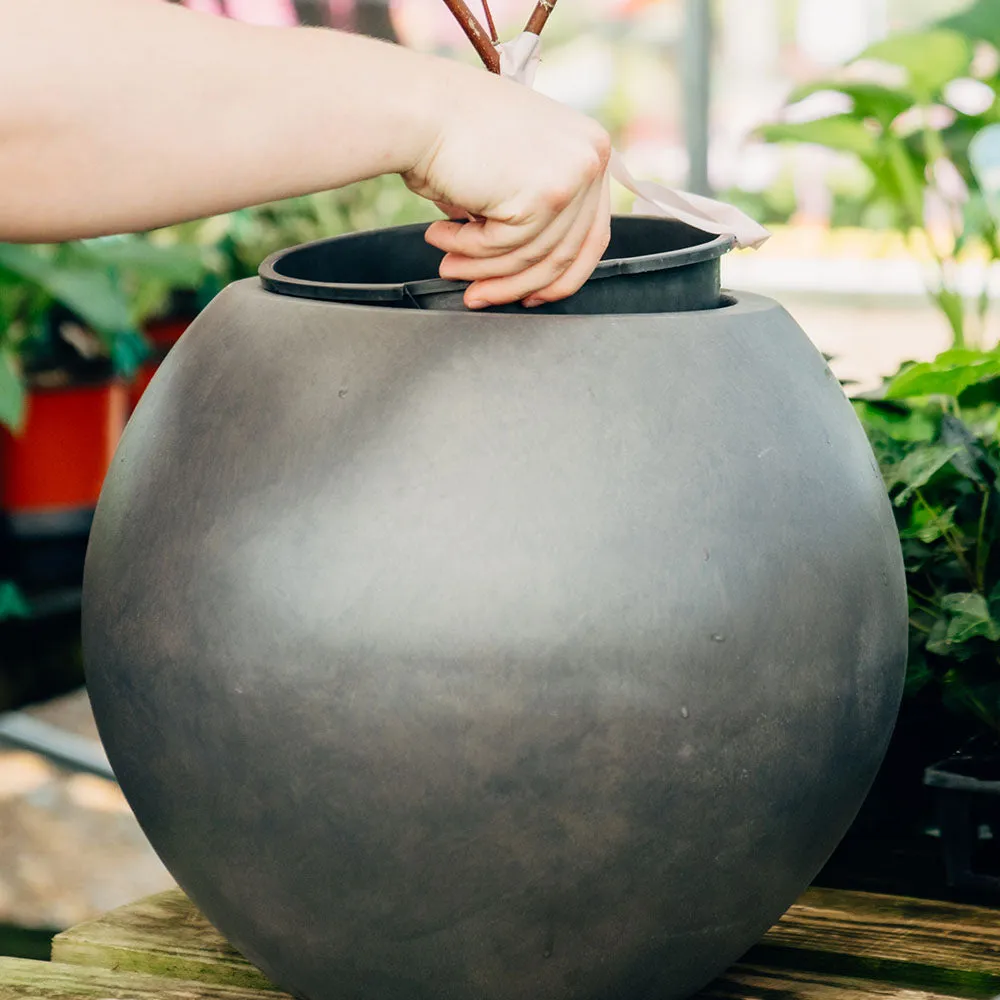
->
[440, 0, 500, 72]
[524, 0, 557, 35]
[481, 0, 499, 44]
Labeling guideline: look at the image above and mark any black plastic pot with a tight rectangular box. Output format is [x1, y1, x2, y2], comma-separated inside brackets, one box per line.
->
[83, 216, 907, 1000]
[926, 738, 1000, 892]
[260, 216, 733, 313]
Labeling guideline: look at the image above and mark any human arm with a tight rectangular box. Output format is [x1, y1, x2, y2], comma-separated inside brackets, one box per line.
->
[0, 0, 610, 307]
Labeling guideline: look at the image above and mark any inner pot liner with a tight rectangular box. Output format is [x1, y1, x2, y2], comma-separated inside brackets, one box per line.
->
[259, 216, 734, 315]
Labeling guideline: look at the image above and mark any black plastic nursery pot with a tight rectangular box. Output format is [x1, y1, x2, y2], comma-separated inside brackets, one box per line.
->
[83, 216, 909, 1000]
[259, 216, 733, 313]
[926, 737, 1000, 892]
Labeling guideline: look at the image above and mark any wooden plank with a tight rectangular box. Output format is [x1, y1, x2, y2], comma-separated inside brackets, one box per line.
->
[0, 957, 289, 1000]
[51, 891, 277, 992]
[52, 885, 1000, 996]
[703, 964, 975, 1000]
[747, 887, 1000, 994]
[0, 957, 978, 1000]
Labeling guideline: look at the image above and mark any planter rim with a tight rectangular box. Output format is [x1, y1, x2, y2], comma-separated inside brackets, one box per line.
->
[221, 279, 782, 322]
[258, 217, 735, 311]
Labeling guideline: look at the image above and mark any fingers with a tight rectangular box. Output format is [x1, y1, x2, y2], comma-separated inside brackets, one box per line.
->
[460, 170, 608, 309]
[425, 213, 543, 260]
[433, 200, 471, 220]
[423, 148, 604, 260]
[435, 179, 595, 283]
[521, 173, 611, 308]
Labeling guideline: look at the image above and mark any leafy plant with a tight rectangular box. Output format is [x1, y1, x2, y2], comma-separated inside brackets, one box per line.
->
[169, 175, 439, 292]
[757, 0, 1000, 348]
[0, 580, 29, 622]
[0, 236, 206, 431]
[856, 345, 1000, 736]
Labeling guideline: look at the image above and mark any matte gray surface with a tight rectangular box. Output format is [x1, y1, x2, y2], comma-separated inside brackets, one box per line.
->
[83, 283, 907, 1000]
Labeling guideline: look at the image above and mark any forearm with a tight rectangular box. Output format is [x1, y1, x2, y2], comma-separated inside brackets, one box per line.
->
[0, 0, 452, 241]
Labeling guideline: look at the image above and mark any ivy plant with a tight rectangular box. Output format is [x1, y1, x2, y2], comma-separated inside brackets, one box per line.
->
[856, 344, 1000, 736]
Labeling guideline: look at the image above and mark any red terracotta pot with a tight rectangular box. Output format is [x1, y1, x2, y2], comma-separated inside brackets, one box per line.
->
[2, 380, 128, 522]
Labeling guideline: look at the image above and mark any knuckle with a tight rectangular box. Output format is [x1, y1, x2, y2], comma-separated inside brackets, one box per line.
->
[520, 244, 551, 267]
[486, 234, 519, 254]
[543, 184, 576, 214]
[591, 128, 612, 165]
[548, 246, 578, 272]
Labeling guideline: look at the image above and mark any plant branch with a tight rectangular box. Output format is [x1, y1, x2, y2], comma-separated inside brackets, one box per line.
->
[481, 0, 498, 43]
[915, 488, 977, 589]
[524, 0, 557, 35]
[441, 0, 500, 72]
[976, 486, 990, 592]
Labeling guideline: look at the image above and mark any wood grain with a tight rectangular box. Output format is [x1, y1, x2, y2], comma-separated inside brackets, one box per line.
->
[704, 964, 974, 1000]
[0, 958, 289, 1000]
[51, 891, 277, 992]
[747, 887, 1000, 994]
[50, 885, 1000, 997]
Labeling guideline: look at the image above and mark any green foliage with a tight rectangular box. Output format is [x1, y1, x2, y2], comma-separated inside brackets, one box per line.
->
[884, 346, 1000, 398]
[939, 0, 1000, 50]
[0, 175, 434, 432]
[0, 581, 30, 622]
[159, 175, 437, 290]
[857, 346, 1000, 735]
[759, 116, 880, 158]
[0, 236, 208, 430]
[757, 2, 1000, 349]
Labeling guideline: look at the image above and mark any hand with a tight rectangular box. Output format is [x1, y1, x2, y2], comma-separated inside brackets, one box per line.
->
[403, 73, 612, 310]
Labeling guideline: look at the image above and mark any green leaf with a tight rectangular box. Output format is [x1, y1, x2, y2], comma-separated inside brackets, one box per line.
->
[0, 243, 132, 334]
[940, 668, 1000, 727]
[757, 116, 879, 157]
[788, 81, 914, 128]
[884, 135, 928, 227]
[72, 238, 206, 286]
[899, 503, 957, 542]
[938, 0, 1000, 52]
[860, 30, 973, 99]
[0, 580, 30, 621]
[0, 347, 25, 431]
[942, 591, 1000, 643]
[108, 329, 151, 379]
[885, 349, 1000, 398]
[935, 288, 968, 346]
[903, 652, 934, 697]
[887, 444, 964, 503]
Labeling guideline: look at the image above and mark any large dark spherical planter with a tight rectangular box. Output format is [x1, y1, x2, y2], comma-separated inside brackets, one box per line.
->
[82, 217, 907, 1000]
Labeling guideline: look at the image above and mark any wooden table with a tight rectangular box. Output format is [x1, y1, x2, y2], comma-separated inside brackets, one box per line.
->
[2, 886, 1000, 999]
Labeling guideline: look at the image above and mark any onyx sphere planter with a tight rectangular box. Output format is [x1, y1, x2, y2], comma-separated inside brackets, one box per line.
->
[83, 218, 908, 1000]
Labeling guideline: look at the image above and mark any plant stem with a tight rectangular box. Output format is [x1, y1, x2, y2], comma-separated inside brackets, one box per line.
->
[976, 486, 990, 592]
[481, 0, 498, 43]
[915, 488, 976, 589]
[440, 0, 500, 72]
[525, 0, 557, 35]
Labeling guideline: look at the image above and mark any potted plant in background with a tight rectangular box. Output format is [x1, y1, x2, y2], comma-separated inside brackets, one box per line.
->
[756, 0, 1000, 349]
[0, 237, 205, 594]
[0, 236, 205, 714]
[753, 0, 1000, 897]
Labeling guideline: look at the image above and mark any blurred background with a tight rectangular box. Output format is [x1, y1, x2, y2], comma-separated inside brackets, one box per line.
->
[2, 0, 1000, 960]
